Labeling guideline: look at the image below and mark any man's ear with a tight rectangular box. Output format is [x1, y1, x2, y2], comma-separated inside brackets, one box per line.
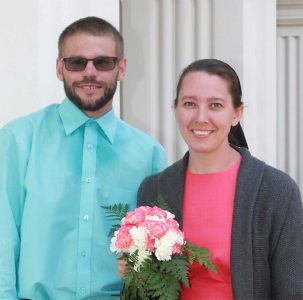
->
[117, 57, 127, 81]
[56, 57, 64, 81]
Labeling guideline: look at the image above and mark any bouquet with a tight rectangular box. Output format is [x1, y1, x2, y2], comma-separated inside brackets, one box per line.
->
[103, 200, 217, 300]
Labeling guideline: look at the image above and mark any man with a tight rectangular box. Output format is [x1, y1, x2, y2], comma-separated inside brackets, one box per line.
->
[0, 16, 167, 300]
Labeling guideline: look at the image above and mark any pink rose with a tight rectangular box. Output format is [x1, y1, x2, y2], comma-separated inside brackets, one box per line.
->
[151, 206, 167, 219]
[115, 226, 133, 249]
[136, 206, 153, 215]
[166, 219, 181, 232]
[172, 242, 183, 254]
[124, 210, 145, 226]
[146, 221, 168, 238]
[146, 236, 155, 251]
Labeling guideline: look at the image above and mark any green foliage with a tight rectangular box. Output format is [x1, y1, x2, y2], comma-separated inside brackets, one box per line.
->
[121, 253, 186, 300]
[101, 203, 129, 221]
[185, 242, 218, 273]
[158, 255, 189, 287]
[153, 194, 171, 211]
[107, 224, 120, 239]
[101, 203, 129, 237]
[120, 246, 218, 300]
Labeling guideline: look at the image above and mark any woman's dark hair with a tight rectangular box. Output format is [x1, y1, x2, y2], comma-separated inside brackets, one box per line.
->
[174, 59, 248, 148]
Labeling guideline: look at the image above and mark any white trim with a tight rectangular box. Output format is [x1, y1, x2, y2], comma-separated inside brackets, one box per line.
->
[277, 0, 303, 26]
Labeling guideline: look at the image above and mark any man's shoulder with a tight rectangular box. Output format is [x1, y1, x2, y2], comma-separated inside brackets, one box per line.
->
[116, 118, 162, 146]
[1, 103, 59, 133]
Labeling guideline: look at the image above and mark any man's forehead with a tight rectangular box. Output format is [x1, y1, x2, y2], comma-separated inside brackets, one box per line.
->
[60, 33, 118, 56]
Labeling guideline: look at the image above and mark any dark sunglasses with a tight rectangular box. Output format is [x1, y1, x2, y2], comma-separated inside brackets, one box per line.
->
[62, 56, 119, 72]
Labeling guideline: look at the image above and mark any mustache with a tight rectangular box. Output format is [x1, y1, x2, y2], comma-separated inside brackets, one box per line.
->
[75, 79, 105, 86]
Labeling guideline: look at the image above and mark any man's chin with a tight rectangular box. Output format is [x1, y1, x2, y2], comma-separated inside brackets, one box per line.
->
[73, 98, 110, 112]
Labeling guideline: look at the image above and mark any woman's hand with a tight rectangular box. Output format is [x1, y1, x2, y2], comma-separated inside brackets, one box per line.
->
[117, 258, 127, 278]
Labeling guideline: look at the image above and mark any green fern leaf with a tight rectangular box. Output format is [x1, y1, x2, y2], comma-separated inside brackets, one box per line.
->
[108, 225, 120, 238]
[161, 275, 181, 300]
[122, 254, 185, 300]
[159, 255, 189, 287]
[101, 203, 129, 237]
[101, 203, 129, 221]
[153, 194, 170, 211]
[185, 241, 218, 273]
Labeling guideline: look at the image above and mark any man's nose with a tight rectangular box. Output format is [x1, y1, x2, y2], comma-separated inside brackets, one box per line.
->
[82, 60, 98, 75]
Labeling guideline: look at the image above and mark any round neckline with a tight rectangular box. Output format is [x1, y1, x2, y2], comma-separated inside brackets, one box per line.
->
[186, 156, 242, 176]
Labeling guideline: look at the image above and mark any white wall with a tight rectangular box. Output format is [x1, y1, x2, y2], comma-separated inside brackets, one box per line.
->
[121, 0, 277, 165]
[0, 0, 119, 127]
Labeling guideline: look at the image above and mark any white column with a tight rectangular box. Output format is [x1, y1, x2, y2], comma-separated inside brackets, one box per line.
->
[242, 0, 277, 166]
[277, 0, 303, 188]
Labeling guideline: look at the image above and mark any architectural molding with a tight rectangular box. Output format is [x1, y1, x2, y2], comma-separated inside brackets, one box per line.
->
[277, 0, 303, 9]
[277, 0, 303, 26]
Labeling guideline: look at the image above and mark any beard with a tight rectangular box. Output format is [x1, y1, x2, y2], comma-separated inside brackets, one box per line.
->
[63, 77, 118, 112]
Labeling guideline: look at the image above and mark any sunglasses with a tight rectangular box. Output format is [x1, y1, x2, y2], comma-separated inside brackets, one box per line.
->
[62, 56, 119, 72]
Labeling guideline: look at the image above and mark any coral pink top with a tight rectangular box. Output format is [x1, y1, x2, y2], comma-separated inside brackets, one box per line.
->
[181, 158, 241, 300]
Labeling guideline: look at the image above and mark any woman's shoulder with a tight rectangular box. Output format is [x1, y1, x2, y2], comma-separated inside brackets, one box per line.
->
[143, 153, 188, 183]
[262, 164, 301, 203]
[239, 147, 301, 199]
[137, 153, 188, 205]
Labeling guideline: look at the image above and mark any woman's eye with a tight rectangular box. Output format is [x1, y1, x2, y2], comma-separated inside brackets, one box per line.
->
[183, 101, 196, 108]
[211, 103, 222, 109]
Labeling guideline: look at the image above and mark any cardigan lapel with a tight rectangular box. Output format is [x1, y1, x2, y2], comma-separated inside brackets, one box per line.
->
[158, 152, 189, 229]
[230, 148, 266, 299]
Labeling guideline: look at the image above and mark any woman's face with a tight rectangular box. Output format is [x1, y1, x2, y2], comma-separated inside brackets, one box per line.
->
[175, 71, 243, 156]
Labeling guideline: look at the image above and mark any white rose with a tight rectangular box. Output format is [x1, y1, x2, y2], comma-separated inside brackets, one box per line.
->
[109, 235, 119, 253]
[154, 230, 176, 260]
[134, 249, 152, 271]
[165, 211, 175, 220]
[129, 226, 147, 251]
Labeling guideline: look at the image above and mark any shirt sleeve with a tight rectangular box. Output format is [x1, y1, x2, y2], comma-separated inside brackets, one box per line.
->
[0, 128, 25, 299]
[151, 144, 167, 174]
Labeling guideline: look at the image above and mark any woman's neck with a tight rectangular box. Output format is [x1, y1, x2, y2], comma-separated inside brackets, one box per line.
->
[188, 145, 241, 174]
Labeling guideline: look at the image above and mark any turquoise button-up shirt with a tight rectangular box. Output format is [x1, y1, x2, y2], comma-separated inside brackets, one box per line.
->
[0, 98, 167, 300]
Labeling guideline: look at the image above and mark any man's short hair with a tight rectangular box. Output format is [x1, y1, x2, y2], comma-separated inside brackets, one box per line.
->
[58, 16, 124, 57]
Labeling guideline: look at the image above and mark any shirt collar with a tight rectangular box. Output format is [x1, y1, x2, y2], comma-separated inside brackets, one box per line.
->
[59, 97, 118, 144]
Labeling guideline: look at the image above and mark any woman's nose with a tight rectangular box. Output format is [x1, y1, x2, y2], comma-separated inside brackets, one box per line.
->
[195, 107, 209, 123]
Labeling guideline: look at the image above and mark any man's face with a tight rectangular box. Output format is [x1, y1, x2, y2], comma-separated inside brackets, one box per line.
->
[56, 33, 126, 118]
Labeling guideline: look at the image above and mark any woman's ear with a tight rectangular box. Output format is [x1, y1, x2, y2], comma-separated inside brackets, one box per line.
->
[232, 104, 244, 127]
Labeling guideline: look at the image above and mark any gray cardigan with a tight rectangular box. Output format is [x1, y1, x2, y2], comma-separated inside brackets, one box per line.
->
[137, 147, 303, 299]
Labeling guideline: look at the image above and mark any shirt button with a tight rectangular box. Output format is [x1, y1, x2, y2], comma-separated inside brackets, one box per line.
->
[87, 143, 93, 149]
[83, 214, 89, 221]
[81, 250, 86, 257]
[80, 287, 86, 293]
[85, 177, 92, 183]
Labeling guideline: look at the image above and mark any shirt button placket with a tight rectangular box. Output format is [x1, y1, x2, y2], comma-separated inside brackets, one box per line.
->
[76, 121, 97, 299]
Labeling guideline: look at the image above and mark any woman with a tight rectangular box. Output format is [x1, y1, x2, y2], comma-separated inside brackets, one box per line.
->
[137, 59, 303, 299]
